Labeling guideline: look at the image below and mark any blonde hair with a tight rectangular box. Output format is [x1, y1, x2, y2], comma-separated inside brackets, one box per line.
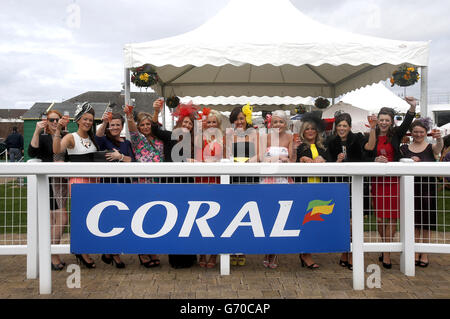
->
[299, 121, 325, 149]
[136, 112, 152, 126]
[271, 110, 290, 129]
[208, 110, 224, 133]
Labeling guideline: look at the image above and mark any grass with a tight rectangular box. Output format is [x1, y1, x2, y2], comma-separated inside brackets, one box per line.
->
[0, 180, 449, 234]
[0, 180, 27, 234]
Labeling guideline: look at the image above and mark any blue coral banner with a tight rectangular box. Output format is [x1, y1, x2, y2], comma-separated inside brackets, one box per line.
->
[70, 184, 350, 254]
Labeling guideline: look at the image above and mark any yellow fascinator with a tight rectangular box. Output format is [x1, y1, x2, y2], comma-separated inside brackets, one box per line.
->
[242, 103, 253, 125]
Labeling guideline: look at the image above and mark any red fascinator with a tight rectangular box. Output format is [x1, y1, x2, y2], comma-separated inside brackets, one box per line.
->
[172, 101, 200, 120]
[202, 107, 211, 117]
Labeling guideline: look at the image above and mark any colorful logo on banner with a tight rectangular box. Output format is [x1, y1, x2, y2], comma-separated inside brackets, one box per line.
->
[302, 200, 335, 225]
[70, 184, 350, 254]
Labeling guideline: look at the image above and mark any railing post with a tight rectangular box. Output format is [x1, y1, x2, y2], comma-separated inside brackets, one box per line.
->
[26, 175, 38, 279]
[37, 174, 52, 294]
[351, 175, 365, 290]
[220, 174, 230, 275]
[400, 174, 415, 276]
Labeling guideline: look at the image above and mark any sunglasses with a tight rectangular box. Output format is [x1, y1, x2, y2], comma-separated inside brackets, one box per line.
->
[47, 118, 60, 123]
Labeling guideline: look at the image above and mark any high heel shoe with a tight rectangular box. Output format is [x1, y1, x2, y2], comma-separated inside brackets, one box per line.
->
[263, 255, 270, 268]
[379, 253, 392, 269]
[51, 262, 65, 271]
[111, 254, 125, 269]
[207, 255, 217, 269]
[199, 255, 207, 268]
[138, 254, 158, 268]
[75, 254, 96, 269]
[101, 254, 113, 265]
[230, 255, 237, 266]
[299, 255, 319, 269]
[268, 255, 278, 269]
[237, 255, 246, 266]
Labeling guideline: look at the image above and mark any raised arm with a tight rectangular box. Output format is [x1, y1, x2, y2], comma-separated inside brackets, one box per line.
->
[53, 119, 73, 154]
[96, 112, 109, 137]
[364, 114, 378, 151]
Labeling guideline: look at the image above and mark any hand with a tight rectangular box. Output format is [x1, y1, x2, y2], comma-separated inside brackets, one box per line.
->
[431, 129, 441, 140]
[313, 156, 326, 163]
[123, 105, 133, 116]
[367, 115, 377, 129]
[300, 156, 313, 163]
[153, 99, 163, 113]
[57, 118, 67, 130]
[292, 139, 301, 150]
[35, 121, 46, 132]
[375, 155, 388, 163]
[337, 153, 346, 162]
[411, 156, 421, 162]
[105, 149, 121, 161]
[101, 111, 109, 123]
[405, 96, 417, 107]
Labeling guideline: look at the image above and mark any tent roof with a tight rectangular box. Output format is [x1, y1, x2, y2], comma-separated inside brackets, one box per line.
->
[322, 101, 371, 133]
[338, 82, 410, 113]
[179, 96, 315, 112]
[124, 0, 429, 98]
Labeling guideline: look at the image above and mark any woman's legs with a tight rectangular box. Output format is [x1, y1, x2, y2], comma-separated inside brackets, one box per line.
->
[377, 218, 397, 264]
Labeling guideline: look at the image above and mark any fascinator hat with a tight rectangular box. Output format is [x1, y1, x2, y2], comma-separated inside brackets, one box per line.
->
[411, 117, 432, 132]
[300, 112, 325, 132]
[242, 103, 253, 125]
[172, 101, 200, 127]
[74, 102, 94, 122]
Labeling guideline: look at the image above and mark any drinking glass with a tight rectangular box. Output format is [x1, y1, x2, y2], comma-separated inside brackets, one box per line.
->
[341, 145, 347, 160]
[63, 111, 70, 132]
[41, 114, 48, 135]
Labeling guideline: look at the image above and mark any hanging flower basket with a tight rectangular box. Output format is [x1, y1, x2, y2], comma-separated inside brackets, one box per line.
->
[390, 65, 420, 87]
[166, 96, 180, 109]
[314, 97, 330, 109]
[131, 65, 159, 88]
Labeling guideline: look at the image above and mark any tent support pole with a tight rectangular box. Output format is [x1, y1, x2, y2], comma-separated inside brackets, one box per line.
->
[124, 68, 131, 140]
[420, 66, 428, 118]
[161, 85, 166, 129]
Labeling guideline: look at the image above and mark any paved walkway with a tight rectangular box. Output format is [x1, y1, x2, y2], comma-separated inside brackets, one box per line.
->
[0, 253, 448, 299]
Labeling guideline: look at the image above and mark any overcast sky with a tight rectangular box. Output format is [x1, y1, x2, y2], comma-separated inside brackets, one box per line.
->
[1, 0, 449, 109]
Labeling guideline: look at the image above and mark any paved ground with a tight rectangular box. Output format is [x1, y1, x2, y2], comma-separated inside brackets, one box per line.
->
[0, 252, 448, 299]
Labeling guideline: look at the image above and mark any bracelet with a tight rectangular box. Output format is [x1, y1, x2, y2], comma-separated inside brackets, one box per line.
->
[119, 154, 124, 162]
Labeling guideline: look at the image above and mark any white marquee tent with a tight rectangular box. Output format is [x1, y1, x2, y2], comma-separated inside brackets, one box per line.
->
[338, 82, 411, 113]
[123, 0, 430, 126]
[322, 101, 370, 133]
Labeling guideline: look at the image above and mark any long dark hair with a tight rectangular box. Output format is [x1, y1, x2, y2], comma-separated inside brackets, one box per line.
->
[376, 107, 396, 144]
[77, 108, 100, 151]
[230, 106, 250, 129]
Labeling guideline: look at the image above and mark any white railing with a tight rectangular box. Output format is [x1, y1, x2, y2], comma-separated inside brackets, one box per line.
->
[0, 161, 449, 295]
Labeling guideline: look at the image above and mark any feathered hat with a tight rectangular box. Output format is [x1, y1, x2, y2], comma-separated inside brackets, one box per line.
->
[300, 112, 325, 132]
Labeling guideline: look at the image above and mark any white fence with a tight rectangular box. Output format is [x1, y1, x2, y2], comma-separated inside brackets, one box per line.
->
[0, 161, 449, 295]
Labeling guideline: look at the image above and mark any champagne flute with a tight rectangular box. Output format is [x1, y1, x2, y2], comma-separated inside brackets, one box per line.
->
[105, 106, 113, 122]
[63, 111, 70, 132]
[41, 114, 48, 135]
[341, 145, 347, 160]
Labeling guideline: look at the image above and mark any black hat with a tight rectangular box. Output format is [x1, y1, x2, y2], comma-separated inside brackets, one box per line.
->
[301, 112, 325, 132]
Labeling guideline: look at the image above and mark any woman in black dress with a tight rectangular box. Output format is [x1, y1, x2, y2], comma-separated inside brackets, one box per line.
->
[326, 112, 371, 270]
[400, 118, 443, 267]
[294, 112, 331, 269]
[28, 109, 68, 271]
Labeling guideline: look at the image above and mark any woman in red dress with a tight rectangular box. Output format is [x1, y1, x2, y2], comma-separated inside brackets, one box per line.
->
[365, 97, 417, 269]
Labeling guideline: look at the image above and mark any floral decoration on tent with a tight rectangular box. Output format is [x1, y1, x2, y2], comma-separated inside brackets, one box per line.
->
[131, 65, 159, 88]
[390, 65, 420, 87]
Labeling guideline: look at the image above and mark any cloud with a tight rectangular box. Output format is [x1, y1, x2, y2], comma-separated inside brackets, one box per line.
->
[0, 0, 449, 109]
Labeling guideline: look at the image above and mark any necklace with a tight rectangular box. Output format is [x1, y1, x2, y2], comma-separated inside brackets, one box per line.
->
[80, 135, 92, 149]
